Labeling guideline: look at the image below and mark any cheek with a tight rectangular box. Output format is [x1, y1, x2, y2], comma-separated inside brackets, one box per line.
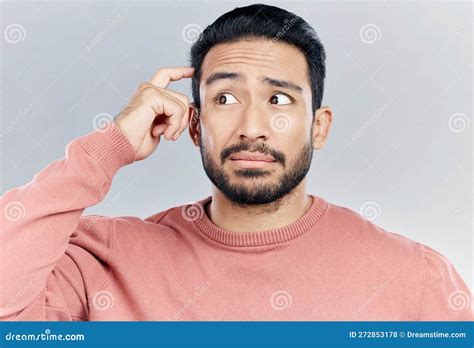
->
[297, 112, 314, 140]
[201, 115, 233, 155]
[278, 116, 310, 143]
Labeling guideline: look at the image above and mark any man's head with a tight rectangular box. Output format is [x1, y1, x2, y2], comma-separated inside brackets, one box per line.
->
[188, 3, 333, 206]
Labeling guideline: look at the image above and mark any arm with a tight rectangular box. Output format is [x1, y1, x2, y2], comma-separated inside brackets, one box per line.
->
[416, 244, 473, 321]
[0, 122, 135, 320]
[1, 66, 195, 320]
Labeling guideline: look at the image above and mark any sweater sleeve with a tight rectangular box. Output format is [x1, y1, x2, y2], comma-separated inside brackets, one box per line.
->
[0, 121, 135, 320]
[416, 244, 473, 321]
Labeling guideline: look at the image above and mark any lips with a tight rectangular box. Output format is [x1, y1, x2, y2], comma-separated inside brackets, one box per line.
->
[229, 151, 275, 162]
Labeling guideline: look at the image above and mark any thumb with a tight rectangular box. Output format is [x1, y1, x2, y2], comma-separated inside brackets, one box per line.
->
[152, 124, 168, 138]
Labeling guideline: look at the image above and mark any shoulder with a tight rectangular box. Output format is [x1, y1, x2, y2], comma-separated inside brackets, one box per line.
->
[143, 198, 209, 226]
[416, 242, 473, 320]
[324, 199, 472, 319]
[323, 200, 423, 258]
[73, 213, 154, 249]
[320, 199, 429, 296]
[69, 214, 117, 254]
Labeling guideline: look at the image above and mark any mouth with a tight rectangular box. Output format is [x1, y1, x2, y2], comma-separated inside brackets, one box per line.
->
[229, 152, 276, 169]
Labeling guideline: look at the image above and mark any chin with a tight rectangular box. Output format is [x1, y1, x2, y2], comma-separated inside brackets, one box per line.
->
[231, 174, 279, 185]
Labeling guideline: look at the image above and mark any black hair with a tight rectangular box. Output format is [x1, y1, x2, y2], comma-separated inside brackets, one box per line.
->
[189, 3, 326, 115]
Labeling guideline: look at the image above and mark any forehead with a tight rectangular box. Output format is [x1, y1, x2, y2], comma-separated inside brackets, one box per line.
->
[200, 39, 310, 87]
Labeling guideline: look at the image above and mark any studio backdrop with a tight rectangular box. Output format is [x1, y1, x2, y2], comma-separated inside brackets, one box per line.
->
[1, 0, 472, 287]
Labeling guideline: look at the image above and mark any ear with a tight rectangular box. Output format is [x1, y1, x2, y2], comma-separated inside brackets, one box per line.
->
[188, 102, 200, 147]
[312, 106, 333, 150]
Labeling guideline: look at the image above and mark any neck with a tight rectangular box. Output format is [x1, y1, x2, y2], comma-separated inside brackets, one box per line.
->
[205, 182, 312, 232]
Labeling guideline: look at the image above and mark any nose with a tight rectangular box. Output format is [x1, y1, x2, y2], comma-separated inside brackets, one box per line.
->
[236, 103, 270, 142]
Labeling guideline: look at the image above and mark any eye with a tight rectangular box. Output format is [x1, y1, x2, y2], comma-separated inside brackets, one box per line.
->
[216, 93, 238, 105]
[269, 93, 292, 105]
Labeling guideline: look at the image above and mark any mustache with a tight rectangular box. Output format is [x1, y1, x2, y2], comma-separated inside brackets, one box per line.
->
[221, 142, 286, 166]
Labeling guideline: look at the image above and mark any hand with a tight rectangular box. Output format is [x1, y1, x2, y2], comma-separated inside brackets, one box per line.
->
[114, 66, 195, 161]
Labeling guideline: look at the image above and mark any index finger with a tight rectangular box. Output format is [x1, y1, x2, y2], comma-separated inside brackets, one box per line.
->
[150, 66, 195, 88]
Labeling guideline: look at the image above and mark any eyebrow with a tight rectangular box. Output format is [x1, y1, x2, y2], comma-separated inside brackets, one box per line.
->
[261, 77, 303, 94]
[205, 72, 245, 86]
[205, 72, 303, 94]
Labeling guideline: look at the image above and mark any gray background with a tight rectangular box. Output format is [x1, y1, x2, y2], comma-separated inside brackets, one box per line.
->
[1, 1, 472, 287]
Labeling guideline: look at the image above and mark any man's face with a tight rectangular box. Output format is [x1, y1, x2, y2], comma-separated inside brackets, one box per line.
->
[196, 39, 315, 206]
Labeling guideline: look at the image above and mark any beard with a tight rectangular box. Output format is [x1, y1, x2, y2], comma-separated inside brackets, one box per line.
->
[199, 135, 313, 206]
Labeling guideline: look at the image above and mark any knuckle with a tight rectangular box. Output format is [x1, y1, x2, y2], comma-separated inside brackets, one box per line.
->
[182, 95, 190, 106]
[138, 82, 153, 93]
[138, 82, 149, 90]
[158, 89, 187, 112]
[154, 67, 168, 77]
[172, 94, 189, 113]
[141, 87, 156, 98]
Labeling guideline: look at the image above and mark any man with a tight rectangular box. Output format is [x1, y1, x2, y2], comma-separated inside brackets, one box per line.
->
[1, 4, 472, 321]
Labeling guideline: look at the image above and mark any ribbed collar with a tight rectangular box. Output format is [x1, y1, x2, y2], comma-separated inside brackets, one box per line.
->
[193, 194, 328, 247]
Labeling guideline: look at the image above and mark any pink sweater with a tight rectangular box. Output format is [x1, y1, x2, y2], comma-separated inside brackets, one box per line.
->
[1, 122, 472, 321]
